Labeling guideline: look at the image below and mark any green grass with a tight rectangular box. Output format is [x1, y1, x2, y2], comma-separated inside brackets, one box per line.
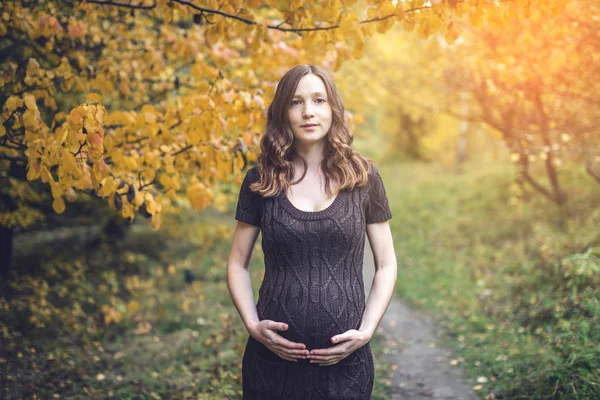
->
[379, 158, 600, 399]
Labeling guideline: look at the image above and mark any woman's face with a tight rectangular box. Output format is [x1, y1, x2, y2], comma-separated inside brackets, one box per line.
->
[287, 73, 333, 146]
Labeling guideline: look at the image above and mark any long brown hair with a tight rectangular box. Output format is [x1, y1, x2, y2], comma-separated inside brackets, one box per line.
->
[250, 64, 375, 198]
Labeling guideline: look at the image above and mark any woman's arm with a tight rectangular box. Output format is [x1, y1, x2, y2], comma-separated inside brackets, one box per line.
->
[226, 220, 310, 362]
[359, 220, 398, 339]
[226, 221, 262, 332]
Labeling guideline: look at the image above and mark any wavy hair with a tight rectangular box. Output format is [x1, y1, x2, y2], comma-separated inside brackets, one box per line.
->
[250, 64, 375, 198]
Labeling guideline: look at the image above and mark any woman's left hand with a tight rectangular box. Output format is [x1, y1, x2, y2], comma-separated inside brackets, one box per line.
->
[307, 329, 372, 366]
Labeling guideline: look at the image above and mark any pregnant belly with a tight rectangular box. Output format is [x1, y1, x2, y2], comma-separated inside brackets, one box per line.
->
[256, 293, 364, 351]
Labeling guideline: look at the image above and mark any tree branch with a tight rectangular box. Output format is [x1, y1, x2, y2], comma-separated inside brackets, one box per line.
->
[83, 0, 156, 10]
[519, 161, 556, 203]
[0, 153, 28, 163]
[585, 159, 600, 185]
[86, 0, 429, 34]
[0, 143, 26, 152]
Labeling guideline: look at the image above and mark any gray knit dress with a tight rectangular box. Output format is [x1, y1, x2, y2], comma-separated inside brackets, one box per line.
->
[235, 164, 392, 400]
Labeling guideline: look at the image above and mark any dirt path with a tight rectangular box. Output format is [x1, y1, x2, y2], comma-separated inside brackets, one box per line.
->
[363, 240, 480, 400]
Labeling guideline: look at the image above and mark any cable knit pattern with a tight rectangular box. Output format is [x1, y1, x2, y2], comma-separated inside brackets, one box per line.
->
[235, 165, 392, 400]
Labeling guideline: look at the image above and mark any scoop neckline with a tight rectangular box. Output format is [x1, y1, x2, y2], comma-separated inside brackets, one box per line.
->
[280, 189, 346, 220]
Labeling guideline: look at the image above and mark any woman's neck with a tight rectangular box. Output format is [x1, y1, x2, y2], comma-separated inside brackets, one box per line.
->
[292, 144, 326, 171]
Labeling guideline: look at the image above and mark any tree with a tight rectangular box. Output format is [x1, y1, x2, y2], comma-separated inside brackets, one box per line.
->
[443, 0, 600, 206]
[338, 0, 598, 206]
[0, 0, 567, 273]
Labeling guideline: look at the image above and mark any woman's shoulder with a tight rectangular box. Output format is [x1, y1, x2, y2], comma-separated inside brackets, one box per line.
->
[364, 161, 382, 184]
[245, 165, 260, 182]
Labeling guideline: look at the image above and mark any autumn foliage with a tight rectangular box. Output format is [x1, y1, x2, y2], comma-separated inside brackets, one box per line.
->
[336, 0, 599, 208]
[0, 0, 568, 233]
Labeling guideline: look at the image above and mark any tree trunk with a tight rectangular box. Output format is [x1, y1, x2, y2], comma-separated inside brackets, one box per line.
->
[456, 92, 469, 170]
[534, 91, 567, 206]
[0, 226, 13, 281]
[585, 159, 600, 185]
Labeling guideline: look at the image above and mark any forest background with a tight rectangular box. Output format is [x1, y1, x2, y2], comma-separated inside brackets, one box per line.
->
[1, 0, 599, 399]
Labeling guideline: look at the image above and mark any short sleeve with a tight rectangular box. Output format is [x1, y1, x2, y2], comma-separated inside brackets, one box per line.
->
[365, 165, 392, 224]
[235, 167, 262, 227]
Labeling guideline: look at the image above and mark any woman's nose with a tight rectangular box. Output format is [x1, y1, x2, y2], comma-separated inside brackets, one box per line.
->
[303, 105, 315, 118]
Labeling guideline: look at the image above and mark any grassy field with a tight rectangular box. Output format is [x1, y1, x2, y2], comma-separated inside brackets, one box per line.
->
[379, 158, 600, 399]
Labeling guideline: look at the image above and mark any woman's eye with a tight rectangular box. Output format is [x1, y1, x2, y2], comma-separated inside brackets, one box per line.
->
[291, 100, 301, 106]
[315, 98, 325, 103]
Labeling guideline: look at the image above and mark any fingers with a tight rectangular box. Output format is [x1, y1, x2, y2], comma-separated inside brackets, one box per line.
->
[261, 320, 309, 361]
[308, 345, 348, 365]
[264, 321, 306, 349]
[277, 349, 310, 362]
[278, 337, 306, 350]
[264, 331, 306, 350]
[268, 344, 309, 362]
[308, 354, 342, 365]
[268, 320, 288, 332]
[271, 342, 310, 361]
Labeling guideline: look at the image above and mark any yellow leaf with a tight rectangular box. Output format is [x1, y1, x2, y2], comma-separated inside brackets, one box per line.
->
[122, 202, 135, 221]
[353, 43, 365, 59]
[0, 125, 5, 137]
[40, 166, 53, 183]
[27, 163, 40, 181]
[250, 24, 265, 53]
[4, 96, 21, 113]
[50, 181, 63, 199]
[339, 14, 358, 39]
[86, 93, 102, 103]
[151, 212, 161, 230]
[170, 173, 180, 190]
[58, 125, 68, 144]
[187, 127, 202, 145]
[395, 4, 405, 22]
[379, 1, 396, 17]
[145, 195, 158, 215]
[52, 197, 66, 214]
[444, 21, 462, 45]
[44, 94, 57, 111]
[159, 173, 172, 189]
[24, 94, 37, 110]
[367, 7, 377, 19]
[98, 177, 117, 197]
[22, 109, 38, 129]
[187, 182, 213, 210]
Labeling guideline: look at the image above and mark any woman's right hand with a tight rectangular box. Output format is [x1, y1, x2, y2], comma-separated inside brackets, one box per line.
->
[248, 320, 310, 362]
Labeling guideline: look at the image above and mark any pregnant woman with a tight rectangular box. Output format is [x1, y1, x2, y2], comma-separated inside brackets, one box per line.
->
[227, 64, 397, 399]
